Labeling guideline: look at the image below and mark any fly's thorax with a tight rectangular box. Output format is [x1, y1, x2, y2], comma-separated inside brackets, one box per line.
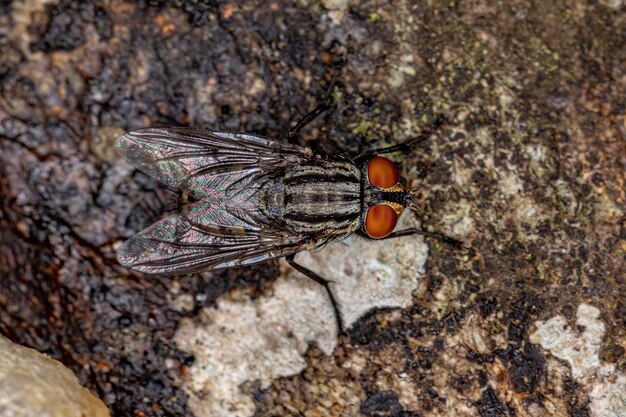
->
[280, 159, 361, 234]
[258, 178, 286, 219]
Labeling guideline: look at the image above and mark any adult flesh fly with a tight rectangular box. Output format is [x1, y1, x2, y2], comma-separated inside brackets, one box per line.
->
[115, 112, 461, 332]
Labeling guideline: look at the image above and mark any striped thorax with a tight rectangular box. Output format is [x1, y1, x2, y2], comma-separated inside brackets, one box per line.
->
[258, 155, 408, 239]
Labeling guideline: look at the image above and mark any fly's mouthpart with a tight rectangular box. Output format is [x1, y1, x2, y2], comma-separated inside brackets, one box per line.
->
[405, 185, 427, 217]
[407, 185, 424, 197]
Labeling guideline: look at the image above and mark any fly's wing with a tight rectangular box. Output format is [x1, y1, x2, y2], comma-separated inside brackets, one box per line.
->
[115, 128, 313, 197]
[116, 200, 315, 274]
[115, 127, 316, 274]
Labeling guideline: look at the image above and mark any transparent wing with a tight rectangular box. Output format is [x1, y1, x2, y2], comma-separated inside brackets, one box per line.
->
[115, 127, 316, 274]
[115, 128, 313, 198]
[117, 198, 315, 274]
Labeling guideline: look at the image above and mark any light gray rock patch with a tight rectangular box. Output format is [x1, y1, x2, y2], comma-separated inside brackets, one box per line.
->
[530, 304, 626, 417]
[175, 217, 428, 417]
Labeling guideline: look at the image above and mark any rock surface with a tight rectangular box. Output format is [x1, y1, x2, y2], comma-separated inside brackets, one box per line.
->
[175, 220, 428, 417]
[0, 1, 624, 417]
[0, 335, 110, 417]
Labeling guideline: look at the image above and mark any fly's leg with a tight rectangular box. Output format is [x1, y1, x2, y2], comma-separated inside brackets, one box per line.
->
[287, 103, 331, 145]
[355, 115, 446, 161]
[377, 228, 463, 249]
[285, 253, 345, 335]
[287, 76, 337, 146]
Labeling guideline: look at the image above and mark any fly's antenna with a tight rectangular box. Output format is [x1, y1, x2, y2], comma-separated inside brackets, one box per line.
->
[406, 189, 426, 217]
[405, 179, 430, 218]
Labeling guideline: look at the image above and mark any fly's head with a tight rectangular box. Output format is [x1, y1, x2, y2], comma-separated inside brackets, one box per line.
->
[361, 156, 408, 239]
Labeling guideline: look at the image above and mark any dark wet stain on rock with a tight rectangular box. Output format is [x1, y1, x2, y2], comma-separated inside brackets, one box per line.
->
[0, 37, 23, 79]
[496, 343, 547, 393]
[360, 391, 402, 416]
[563, 377, 592, 417]
[30, 1, 89, 52]
[474, 388, 515, 417]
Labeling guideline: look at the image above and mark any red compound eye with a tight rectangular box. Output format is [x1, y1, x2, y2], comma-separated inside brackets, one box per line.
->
[368, 156, 399, 188]
[365, 204, 398, 238]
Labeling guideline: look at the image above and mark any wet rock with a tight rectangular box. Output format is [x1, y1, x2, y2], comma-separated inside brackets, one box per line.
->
[360, 390, 404, 416]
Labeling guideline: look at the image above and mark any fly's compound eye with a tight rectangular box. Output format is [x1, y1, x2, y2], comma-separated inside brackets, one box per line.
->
[368, 156, 399, 188]
[365, 204, 398, 238]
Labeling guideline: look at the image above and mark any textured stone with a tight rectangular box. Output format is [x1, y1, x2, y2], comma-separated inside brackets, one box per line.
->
[175, 222, 428, 417]
[531, 304, 626, 417]
[0, 1, 623, 416]
[0, 335, 109, 417]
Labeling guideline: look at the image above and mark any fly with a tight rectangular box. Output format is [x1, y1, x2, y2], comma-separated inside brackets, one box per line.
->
[115, 102, 462, 333]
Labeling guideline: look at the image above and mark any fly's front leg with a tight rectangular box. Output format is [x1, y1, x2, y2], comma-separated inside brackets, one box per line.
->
[287, 103, 332, 145]
[287, 76, 337, 146]
[378, 228, 463, 249]
[285, 253, 345, 335]
[355, 115, 446, 161]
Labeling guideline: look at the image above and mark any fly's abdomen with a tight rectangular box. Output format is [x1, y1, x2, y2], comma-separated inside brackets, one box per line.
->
[283, 161, 361, 234]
